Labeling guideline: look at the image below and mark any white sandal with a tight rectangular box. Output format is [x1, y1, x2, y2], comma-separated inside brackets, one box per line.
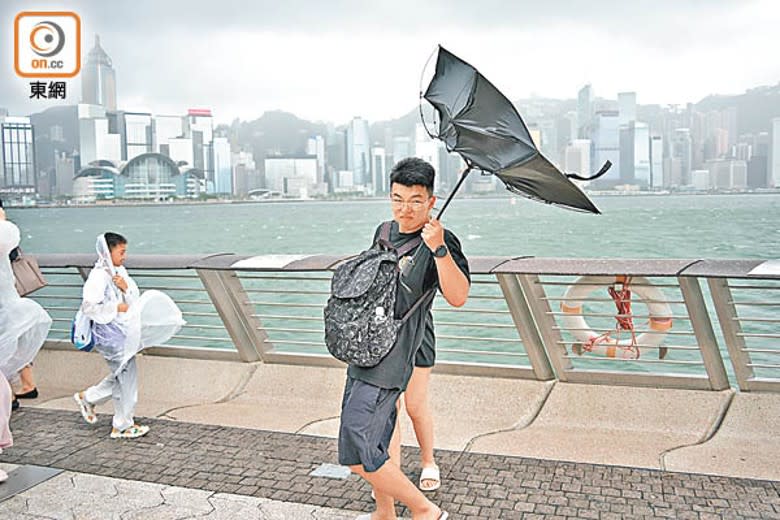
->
[73, 392, 97, 425]
[419, 464, 441, 492]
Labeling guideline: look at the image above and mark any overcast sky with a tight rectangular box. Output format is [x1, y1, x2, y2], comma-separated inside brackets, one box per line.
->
[1, 0, 778, 125]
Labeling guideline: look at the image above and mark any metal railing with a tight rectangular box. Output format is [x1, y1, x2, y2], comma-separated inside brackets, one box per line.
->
[32, 253, 780, 392]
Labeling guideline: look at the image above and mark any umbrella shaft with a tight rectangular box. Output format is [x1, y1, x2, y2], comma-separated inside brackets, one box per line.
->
[436, 167, 471, 220]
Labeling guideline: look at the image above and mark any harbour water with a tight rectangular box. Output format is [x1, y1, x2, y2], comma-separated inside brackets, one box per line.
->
[7, 193, 779, 259]
[7, 193, 779, 379]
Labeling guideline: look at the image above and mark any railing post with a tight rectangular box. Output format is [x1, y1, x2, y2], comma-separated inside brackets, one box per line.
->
[707, 278, 755, 391]
[495, 273, 554, 380]
[196, 269, 268, 363]
[516, 274, 572, 380]
[678, 276, 730, 390]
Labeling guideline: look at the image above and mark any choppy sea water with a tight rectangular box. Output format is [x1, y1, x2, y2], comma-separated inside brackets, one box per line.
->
[6, 193, 779, 381]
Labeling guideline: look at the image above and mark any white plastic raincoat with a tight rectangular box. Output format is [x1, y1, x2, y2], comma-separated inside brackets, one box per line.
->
[0, 220, 52, 381]
[81, 234, 185, 371]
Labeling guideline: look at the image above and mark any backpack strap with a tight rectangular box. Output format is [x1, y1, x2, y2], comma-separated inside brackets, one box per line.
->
[376, 221, 393, 250]
[399, 288, 437, 324]
[395, 236, 422, 258]
[376, 221, 423, 257]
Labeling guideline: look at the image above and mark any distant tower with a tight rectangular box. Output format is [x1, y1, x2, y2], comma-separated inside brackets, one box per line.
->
[81, 35, 117, 111]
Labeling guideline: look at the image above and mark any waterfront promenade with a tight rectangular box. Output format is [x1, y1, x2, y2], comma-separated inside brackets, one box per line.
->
[1, 252, 778, 517]
[1, 349, 779, 519]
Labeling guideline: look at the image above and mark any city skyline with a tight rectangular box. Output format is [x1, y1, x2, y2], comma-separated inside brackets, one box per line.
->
[1, 0, 779, 124]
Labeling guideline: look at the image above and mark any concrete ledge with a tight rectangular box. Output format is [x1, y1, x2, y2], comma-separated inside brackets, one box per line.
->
[469, 382, 732, 469]
[664, 392, 780, 480]
[300, 375, 552, 452]
[29, 349, 254, 419]
[167, 363, 346, 431]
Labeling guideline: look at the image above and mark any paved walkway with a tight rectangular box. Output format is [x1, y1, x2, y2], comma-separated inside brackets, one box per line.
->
[2, 408, 779, 519]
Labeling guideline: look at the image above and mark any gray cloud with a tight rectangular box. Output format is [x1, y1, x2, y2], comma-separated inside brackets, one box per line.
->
[1, 0, 776, 123]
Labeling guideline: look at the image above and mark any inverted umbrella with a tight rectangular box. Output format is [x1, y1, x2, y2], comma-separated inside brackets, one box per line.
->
[422, 45, 610, 217]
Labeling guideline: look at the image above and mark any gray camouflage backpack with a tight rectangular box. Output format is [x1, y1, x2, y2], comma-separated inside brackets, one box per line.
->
[324, 221, 435, 367]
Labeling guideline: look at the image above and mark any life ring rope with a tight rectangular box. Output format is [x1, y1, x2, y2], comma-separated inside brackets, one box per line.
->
[560, 276, 673, 360]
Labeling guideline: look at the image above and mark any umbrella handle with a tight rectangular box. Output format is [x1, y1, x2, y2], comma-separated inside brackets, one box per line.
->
[435, 166, 472, 220]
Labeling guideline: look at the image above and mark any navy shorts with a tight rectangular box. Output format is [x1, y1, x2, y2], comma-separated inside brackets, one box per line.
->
[338, 376, 401, 473]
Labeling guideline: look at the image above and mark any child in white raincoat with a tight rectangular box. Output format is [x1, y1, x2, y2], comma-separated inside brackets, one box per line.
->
[73, 232, 184, 439]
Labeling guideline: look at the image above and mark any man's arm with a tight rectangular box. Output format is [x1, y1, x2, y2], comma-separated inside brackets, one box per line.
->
[421, 219, 469, 307]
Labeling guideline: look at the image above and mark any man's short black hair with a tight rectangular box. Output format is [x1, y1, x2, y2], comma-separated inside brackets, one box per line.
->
[104, 232, 127, 251]
[389, 157, 435, 195]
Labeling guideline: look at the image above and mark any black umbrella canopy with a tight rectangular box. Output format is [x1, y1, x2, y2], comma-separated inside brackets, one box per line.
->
[423, 45, 606, 215]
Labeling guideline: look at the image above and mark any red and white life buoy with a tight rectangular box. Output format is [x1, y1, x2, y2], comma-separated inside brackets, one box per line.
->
[560, 276, 672, 359]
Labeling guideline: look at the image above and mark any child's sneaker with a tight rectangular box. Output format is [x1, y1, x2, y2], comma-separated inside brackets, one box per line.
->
[110, 424, 150, 439]
[73, 392, 97, 424]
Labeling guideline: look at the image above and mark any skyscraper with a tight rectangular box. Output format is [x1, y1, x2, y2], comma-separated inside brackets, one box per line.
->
[577, 85, 593, 139]
[213, 137, 232, 195]
[672, 128, 693, 186]
[346, 117, 371, 190]
[564, 139, 591, 180]
[618, 92, 637, 127]
[81, 35, 117, 111]
[650, 136, 664, 189]
[592, 111, 620, 184]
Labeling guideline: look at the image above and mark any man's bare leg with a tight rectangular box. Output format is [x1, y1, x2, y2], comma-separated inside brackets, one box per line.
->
[405, 367, 438, 488]
[351, 462, 442, 519]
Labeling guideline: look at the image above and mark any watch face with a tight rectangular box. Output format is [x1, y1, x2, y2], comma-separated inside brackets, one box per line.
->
[434, 245, 448, 257]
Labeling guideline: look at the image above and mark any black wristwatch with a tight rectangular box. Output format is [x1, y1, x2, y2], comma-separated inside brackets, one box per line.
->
[433, 244, 449, 258]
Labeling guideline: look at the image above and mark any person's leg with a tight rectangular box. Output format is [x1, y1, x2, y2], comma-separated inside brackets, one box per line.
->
[18, 365, 35, 394]
[111, 357, 138, 432]
[350, 462, 442, 519]
[405, 366, 439, 490]
[83, 373, 115, 408]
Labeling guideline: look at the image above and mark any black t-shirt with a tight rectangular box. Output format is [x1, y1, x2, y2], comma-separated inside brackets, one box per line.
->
[347, 220, 470, 390]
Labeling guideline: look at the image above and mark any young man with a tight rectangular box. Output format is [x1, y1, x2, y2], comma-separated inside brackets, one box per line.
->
[338, 158, 470, 519]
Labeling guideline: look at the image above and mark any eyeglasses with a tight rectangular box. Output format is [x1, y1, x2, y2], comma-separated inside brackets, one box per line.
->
[390, 199, 429, 211]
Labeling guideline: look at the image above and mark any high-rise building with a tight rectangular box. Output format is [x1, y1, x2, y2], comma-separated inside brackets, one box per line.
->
[577, 85, 593, 139]
[592, 111, 620, 184]
[186, 109, 214, 191]
[213, 137, 232, 195]
[0, 115, 36, 201]
[537, 119, 558, 164]
[564, 139, 591, 180]
[618, 92, 637, 127]
[771, 117, 780, 188]
[692, 169, 710, 190]
[54, 152, 76, 197]
[121, 112, 153, 161]
[371, 147, 388, 194]
[633, 122, 650, 185]
[346, 117, 371, 189]
[306, 135, 326, 185]
[232, 151, 257, 198]
[707, 159, 748, 190]
[264, 156, 318, 197]
[29, 106, 80, 190]
[81, 35, 117, 111]
[650, 136, 664, 189]
[391, 136, 412, 165]
[78, 104, 121, 166]
[415, 124, 442, 192]
[672, 128, 693, 186]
